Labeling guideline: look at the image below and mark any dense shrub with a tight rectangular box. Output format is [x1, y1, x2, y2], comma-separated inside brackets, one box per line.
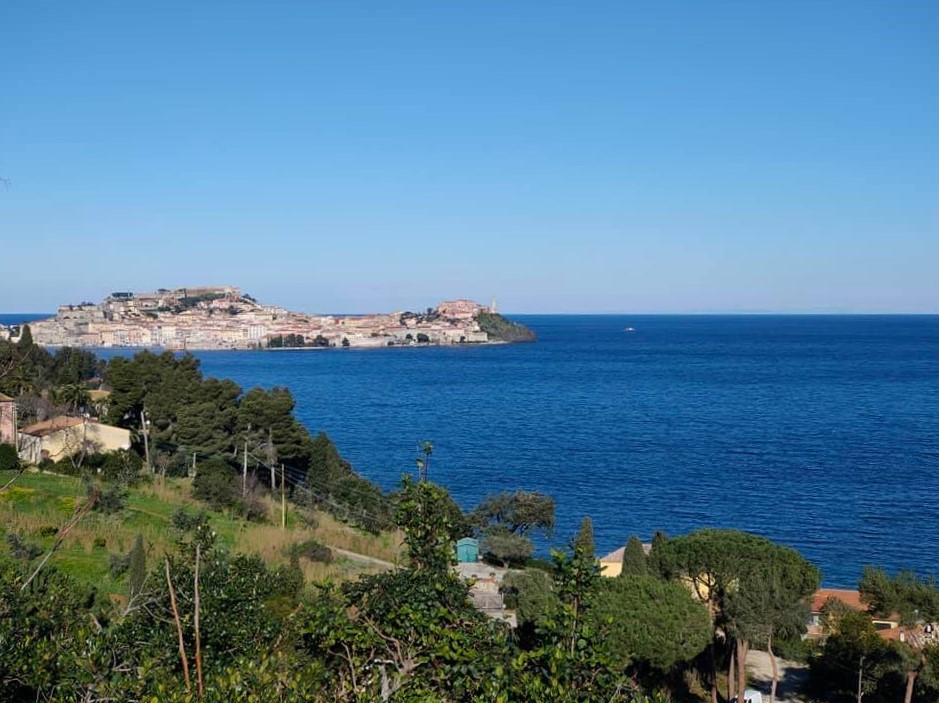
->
[288, 538, 333, 564]
[109, 551, 130, 577]
[99, 450, 143, 483]
[238, 484, 268, 522]
[92, 482, 127, 514]
[774, 634, 817, 663]
[501, 569, 556, 621]
[6, 533, 42, 561]
[0, 443, 18, 471]
[193, 458, 238, 509]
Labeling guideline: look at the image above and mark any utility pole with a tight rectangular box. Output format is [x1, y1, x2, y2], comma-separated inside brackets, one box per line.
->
[280, 463, 286, 530]
[140, 409, 151, 475]
[267, 428, 276, 491]
[243, 423, 250, 498]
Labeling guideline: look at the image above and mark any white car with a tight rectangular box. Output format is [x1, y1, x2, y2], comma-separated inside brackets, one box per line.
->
[730, 692, 763, 703]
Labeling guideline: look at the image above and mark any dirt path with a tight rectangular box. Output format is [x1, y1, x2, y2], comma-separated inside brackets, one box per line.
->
[330, 547, 395, 569]
[746, 650, 809, 703]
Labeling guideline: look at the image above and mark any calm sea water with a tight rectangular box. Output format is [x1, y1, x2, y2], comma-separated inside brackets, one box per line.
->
[4, 313, 938, 587]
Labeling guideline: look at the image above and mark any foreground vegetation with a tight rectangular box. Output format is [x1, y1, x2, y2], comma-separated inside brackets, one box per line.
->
[0, 470, 399, 593]
[2, 333, 938, 702]
[6, 463, 938, 702]
[1, 472, 669, 703]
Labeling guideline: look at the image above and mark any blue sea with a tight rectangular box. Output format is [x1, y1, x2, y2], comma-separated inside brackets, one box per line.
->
[4, 313, 938, 587]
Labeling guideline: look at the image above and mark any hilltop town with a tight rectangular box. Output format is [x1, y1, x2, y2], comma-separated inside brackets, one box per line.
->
[12, 286, 535, 350]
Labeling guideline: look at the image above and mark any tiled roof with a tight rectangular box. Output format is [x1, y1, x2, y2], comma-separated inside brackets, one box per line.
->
[878, 627, 903, 641]
[812, 588, 865, 614]
[600, 542, 653, 563]
[20, 416, 85, 437]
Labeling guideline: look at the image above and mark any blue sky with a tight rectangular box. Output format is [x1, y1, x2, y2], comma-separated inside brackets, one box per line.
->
[1, 1, 936, 313]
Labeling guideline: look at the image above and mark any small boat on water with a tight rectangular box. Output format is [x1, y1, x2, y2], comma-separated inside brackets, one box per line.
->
[625, 327, 635, 332]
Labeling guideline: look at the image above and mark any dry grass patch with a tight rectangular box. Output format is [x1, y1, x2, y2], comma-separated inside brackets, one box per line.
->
[299, 558, 387, 583]
[310, 512, 402, 563]
[237, 523, 317, 563]
[141, 478, 196, 506]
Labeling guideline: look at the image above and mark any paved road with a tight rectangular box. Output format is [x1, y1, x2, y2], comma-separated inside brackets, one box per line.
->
[746, 650, 809, 703]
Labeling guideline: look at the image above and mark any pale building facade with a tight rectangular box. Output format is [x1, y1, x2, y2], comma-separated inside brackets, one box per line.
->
[17, 416, 132, 465]
[0, 393, 16, 445]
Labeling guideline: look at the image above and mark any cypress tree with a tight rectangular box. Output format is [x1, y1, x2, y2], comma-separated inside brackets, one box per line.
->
[17, 324, 33, 349]
[127, 533, 146, 599]
[620, 535, 648, 576]
[573, 516, 595, 558]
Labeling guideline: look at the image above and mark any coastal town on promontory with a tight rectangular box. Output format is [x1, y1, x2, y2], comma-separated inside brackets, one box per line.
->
[0, 286, 536, 350]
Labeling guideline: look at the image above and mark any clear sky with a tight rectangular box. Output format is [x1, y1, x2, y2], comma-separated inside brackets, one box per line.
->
[1, 1, 937, 314]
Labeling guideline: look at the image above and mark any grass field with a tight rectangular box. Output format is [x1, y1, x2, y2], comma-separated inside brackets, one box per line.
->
[0, 469, 403, 596]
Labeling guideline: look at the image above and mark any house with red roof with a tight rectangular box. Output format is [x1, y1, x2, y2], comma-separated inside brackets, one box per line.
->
[808, 588, 902, 641]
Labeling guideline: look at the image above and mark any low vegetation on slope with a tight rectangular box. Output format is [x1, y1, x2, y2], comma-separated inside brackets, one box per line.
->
[476, 311, 537, 342]
[0, 469, 401, 595]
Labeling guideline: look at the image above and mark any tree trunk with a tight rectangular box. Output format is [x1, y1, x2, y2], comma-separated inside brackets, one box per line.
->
[165, 558, 191, 693]
[194, 544, 204, 697]
[728, 646, 736, 701]
[736, 638, 748, 702]
[768, 630, 778, 703]
[904, 669, 916, 703]
[709, 639, 719, 703]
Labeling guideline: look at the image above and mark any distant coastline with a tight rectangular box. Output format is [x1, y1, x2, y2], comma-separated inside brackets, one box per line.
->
[0, 287, 536, 350]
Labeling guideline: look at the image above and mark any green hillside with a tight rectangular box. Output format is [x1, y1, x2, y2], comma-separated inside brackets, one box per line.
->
[476, 311, 537, 342]
[0, 469, 401, 596]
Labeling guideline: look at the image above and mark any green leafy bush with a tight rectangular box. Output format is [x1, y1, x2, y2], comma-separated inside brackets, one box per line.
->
[193, 458, 238, 509]
[773, 634, 817, 663]
[93, 482, 127, 514]
[108, 551, 130, 577]
[0, 443, 18, 471]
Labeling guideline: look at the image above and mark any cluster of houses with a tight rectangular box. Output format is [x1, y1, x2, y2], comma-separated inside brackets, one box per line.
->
[26, 288, 496, 350]
[0, 393, 131, 465]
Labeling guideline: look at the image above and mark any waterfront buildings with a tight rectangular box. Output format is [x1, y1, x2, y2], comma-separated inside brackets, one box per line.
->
[28, 287, 497, 350]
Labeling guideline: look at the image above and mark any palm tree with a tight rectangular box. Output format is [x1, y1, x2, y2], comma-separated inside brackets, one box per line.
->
[5, 368, 34, 396]
[58, 384, 91, 414]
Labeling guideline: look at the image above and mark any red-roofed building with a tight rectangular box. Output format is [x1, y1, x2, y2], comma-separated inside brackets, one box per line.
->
[808, 588, 902, 641]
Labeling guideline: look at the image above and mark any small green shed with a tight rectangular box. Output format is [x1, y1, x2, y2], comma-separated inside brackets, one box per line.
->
[455, 537, 479, 563]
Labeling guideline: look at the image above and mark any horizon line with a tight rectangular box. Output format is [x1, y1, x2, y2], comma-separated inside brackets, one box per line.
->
[2, 310, 937, 318]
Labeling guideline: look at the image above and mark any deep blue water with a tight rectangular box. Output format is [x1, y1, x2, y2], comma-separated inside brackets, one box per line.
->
[5, 313, 938, 587]
[0, 313, 50, 326]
